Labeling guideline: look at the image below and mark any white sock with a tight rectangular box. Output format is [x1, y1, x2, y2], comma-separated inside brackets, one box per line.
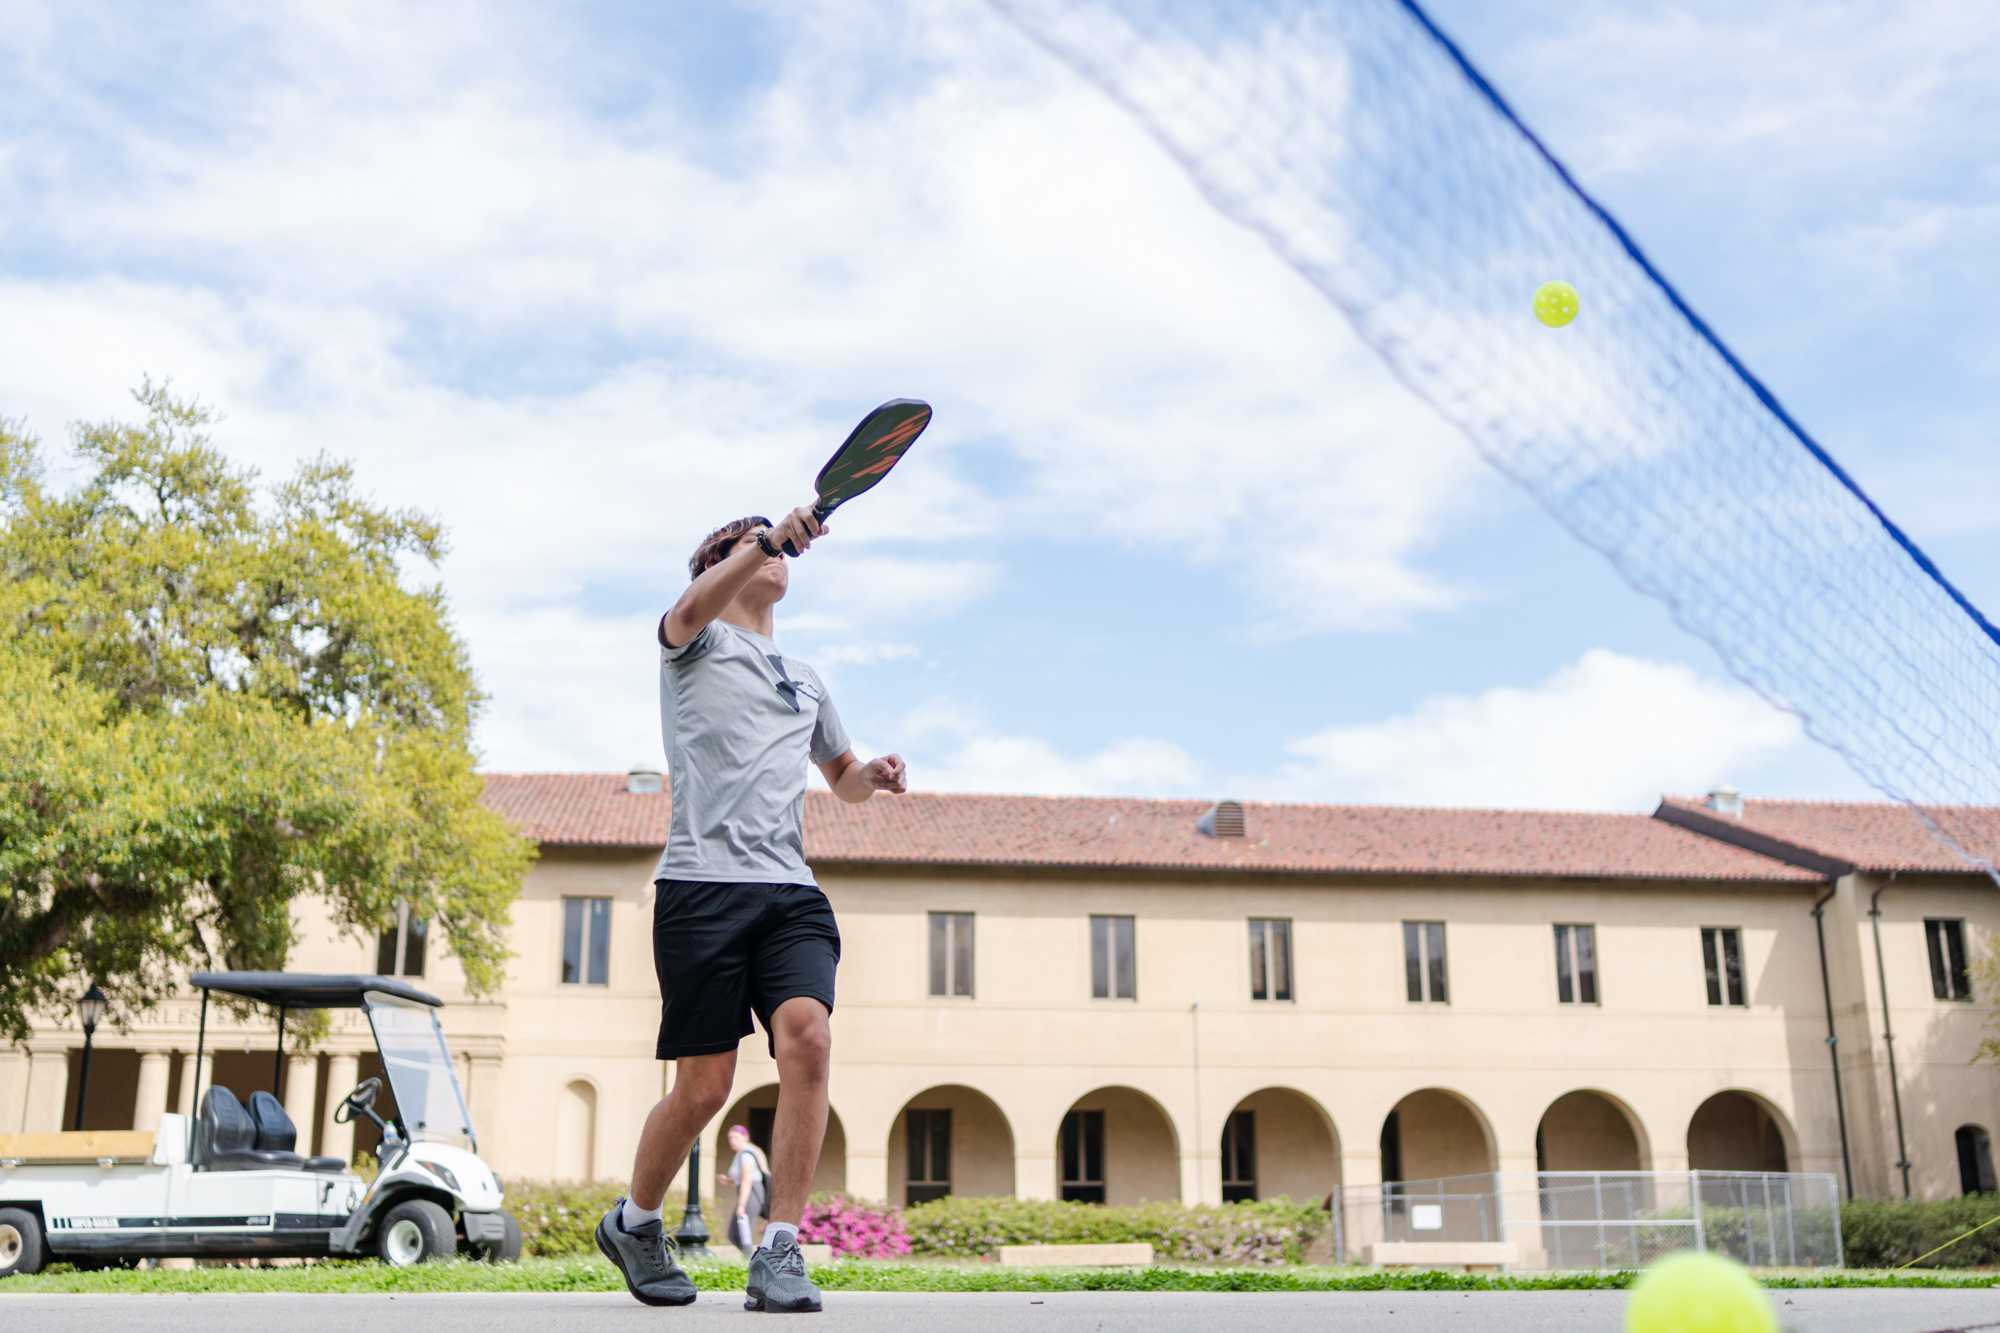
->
[621, 1197, 664, 1231]
[763, 1221, 799, 1250]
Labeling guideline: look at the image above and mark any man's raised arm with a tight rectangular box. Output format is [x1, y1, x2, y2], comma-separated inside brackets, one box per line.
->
[661, 507, 821, 648]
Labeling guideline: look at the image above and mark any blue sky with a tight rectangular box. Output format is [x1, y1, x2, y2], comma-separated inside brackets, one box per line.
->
[3, 1, 1994, 811]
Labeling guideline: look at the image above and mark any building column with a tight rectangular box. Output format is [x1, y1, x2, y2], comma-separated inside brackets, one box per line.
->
[1180, 1142, 1216, 1205]
[465, 1054, 503, 1150]
[847, 1148, 889, 1205]
[284, 1055, 319, 1152]
[1336, 1148, 1384, 1262]
[174, 1052, 214, 1119]
[322, 1053, 360, 1165]
[1015, 1144, 1058, 1201]
[23, 1048, 71, 1133]
[0, 1051, 29, 1133]
[1496, 1150, 1547, 1269]
[133, 1051, 173, 1132]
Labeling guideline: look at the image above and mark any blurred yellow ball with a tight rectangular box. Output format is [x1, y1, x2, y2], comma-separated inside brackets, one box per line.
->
[1534, 279, 1580, 327]
[1626, 1251, 1775, 1333]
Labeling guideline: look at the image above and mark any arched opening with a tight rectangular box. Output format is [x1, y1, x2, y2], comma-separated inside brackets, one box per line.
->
[1687, 1091, 1791, 1172]
[1535, 1090, 1649, 1172]
[888, 1085, 1015, 1206]
[1956, 1125, 1996, 1196]
[556, 1079, 597, 1180]
[1221, 1087, 1339, 1204]
[1378, 1088, 1499, 1243]
[1381, 1088, 1496, 1183]
[714, 1084, 847, 1200]
[1534, 1090, 1653, 1268]
[1056, 1086, 1181, 1205]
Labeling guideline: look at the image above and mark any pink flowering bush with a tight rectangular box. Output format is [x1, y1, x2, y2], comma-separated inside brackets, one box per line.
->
[799, 1194, 913, 1259]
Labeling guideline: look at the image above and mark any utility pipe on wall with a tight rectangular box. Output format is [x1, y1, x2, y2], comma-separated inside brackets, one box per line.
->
[1811, 887, 1856, 1199]
[1868, 872, 1914, 1197]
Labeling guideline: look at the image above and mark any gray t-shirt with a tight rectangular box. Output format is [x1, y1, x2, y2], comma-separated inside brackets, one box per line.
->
[728, 1147, 767, 1216]
[654, 619, 850, 886]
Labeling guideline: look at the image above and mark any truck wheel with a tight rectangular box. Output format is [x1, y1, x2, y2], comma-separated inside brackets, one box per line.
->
[377, 1199, 454, 1267]
[472, 1211, 523, 1263]
[0, 1208, 46, 1279]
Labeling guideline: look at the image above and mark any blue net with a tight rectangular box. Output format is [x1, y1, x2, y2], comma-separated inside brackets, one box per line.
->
[987, 0, 2000, 876]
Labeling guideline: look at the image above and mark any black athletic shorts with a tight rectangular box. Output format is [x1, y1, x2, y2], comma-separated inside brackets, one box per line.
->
[653, 879, 841, 1060]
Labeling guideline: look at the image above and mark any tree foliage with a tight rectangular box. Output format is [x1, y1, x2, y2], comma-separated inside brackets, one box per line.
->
[0, 383, 531, 1041]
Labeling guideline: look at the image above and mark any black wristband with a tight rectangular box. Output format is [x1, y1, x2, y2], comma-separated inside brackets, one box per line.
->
[755, 529, 782, 559]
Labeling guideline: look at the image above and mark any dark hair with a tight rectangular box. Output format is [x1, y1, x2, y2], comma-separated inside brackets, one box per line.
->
[688, 516, 773, 580]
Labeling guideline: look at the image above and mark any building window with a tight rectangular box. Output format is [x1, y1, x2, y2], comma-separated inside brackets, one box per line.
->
[1927, 919, 1972, 1001]
[1091, 915, 1136, 1000]
[906, 1108, 952, 1205]
[1403, 921, 1448, 1003]
[1956, 1125, 1997, 1196]
[1554, 923, 1598, 1005]
[561, 896, 611, 986]
[929, 912, 974, 998]
[375, 904, 428, 978]
[1222, 1109, 1257, 1202]
[1701, 927, 1745, 1006]
[1248, 918, 1293, 1002]
[1059, 1109, 1106, 1203]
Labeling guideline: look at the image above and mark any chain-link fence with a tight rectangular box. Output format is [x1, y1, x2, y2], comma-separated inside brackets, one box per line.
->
[1332, 1170, 1843, 1270]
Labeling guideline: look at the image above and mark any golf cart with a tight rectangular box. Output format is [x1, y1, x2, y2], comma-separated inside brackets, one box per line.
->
[0, 971, 519, 1277]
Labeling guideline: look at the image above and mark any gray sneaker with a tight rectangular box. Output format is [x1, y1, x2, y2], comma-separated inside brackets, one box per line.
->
[595, 1199, 697, 1307]
[745, 1232, 822, 1313]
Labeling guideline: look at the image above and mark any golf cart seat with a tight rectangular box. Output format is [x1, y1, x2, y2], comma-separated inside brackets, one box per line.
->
[197, 1086, 305, 1171]
[247, 1090, 346, 1172]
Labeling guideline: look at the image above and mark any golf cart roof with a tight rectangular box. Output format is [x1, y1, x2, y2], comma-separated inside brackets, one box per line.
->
[189, 971, 443, 1010]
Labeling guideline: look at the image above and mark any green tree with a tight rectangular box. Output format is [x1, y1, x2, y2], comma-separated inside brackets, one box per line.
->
[0, 383, 532, 1042]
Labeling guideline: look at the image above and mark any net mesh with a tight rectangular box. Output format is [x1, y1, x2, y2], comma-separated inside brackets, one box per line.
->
[988, 0, 2000, 874]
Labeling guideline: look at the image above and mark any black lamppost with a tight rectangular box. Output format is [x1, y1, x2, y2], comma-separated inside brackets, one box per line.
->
[72, 983, 107, 1131]
[673, 1137, 712, 1256]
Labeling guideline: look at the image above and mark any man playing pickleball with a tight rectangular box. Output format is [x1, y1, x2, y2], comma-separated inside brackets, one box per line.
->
[597, 506, 908, 1313]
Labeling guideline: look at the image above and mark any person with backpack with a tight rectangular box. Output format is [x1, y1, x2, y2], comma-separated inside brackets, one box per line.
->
[721, 1122, 773, 1254]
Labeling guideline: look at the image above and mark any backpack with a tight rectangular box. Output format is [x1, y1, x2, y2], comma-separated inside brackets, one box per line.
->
[741, 1148, 773, 1219]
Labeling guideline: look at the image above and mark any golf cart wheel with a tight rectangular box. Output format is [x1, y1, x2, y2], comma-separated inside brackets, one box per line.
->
[472, 1211, 523, 1263]
[0, 1208, 46, 1278]
[377, 1199, 455, 1267]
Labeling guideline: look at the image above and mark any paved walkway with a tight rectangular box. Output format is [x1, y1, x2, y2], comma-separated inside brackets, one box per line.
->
[5, 1290, 1999, 1332]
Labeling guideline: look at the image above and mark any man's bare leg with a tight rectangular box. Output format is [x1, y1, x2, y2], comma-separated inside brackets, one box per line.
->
[765, 996, 832, 1225]
[630, 1049, 738, 1211]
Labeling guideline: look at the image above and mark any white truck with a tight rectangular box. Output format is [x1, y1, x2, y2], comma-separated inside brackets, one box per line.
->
[0, 972, 520, 1277]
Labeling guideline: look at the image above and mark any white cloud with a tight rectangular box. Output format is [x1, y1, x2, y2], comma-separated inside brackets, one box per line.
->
[1258, 649, 1804, 811]
[1504, 4, 2000, 184]
[893, 699, 1199, 797]
[811, 642, 920, 668]
[3, 0, 1494, 663]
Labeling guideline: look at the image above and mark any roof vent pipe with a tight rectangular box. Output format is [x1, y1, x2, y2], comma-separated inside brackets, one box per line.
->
[1196, 800, 1246, 838]
[1705, 785, 1744, 818]
[626, 766, 664, 795]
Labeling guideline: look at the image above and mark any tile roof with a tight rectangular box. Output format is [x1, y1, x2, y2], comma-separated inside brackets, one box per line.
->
[480, 774, 1823, 883]
[1656, 796, 2000, 876]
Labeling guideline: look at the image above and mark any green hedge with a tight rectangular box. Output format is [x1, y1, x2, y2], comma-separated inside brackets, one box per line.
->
[902, 1196, 1329, 1265]
[496, 1181, 1998, 1270]
[506, 1180, 626, 1257]
[1841, 1194, 2000, 1269]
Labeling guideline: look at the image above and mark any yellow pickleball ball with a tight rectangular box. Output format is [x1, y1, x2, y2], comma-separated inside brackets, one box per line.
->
[1625, 1251, 1775, 1333]
[1534, 279, 1580, 327]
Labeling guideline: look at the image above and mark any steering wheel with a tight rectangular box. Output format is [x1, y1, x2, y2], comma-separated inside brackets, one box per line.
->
[334, 1076, 384, 1125]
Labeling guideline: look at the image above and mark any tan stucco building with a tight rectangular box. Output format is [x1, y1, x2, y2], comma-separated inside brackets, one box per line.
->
[5, 780, 1996, 1219]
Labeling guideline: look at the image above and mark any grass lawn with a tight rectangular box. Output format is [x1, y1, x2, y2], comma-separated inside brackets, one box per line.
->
[5, 1257, 1998, 1295]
